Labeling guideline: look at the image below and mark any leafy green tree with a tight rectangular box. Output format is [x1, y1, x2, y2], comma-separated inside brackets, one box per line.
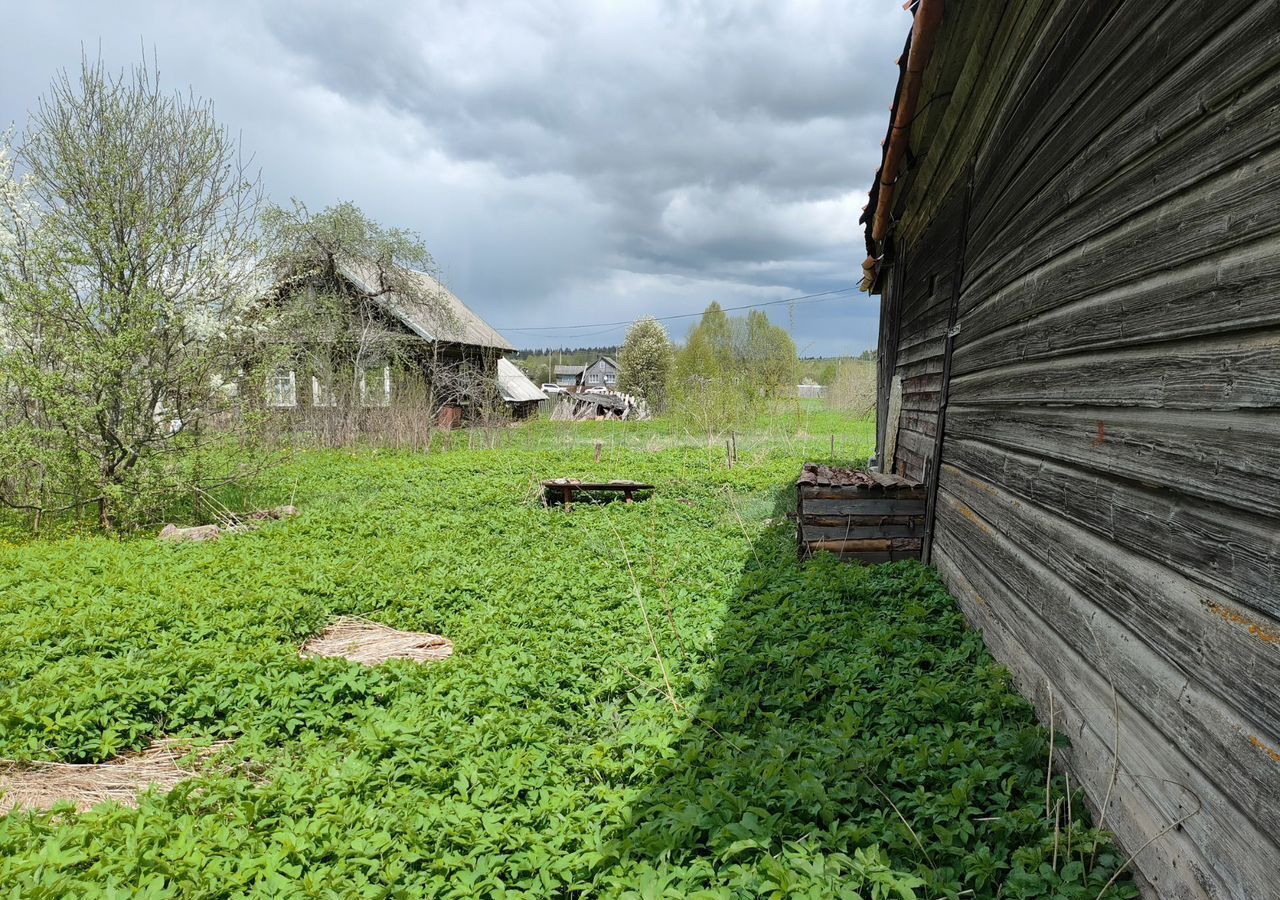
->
[671, 302, 798, 436]
[0, 57, 267, 529]
[742, 309, 797, 399]
[617, 315, 673, 410]
[675, 301, 733, 382]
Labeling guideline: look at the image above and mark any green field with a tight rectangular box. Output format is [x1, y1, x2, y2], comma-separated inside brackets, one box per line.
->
[0, 411, 1133, 898]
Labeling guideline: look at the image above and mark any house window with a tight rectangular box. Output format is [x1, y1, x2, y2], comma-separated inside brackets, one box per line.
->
[359, 364, 392, 406]
[269, 369, 297, 407]
[311, 374, 338, 407]
[589, 373, 601, 383]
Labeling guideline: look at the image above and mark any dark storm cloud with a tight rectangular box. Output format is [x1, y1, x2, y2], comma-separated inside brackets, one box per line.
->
[0, 1, 907, 354]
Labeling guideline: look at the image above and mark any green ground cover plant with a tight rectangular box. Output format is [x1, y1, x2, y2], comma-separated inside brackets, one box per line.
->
[0, 415, 1133, 897]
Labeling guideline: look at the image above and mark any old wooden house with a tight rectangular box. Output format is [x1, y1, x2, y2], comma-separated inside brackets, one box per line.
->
[862, 2, 1279, 897]
[267, 259, 517, 419]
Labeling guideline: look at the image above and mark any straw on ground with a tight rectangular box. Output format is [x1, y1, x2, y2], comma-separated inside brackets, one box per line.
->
[300, 616, 454, 666]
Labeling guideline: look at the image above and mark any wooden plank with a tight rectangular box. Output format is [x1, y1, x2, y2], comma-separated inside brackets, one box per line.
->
[954, 231, 1280, 377]
[967, 0, 1280, 272]
[802, 499, 927, 517]
[897, 0, 1055, 248]
[946, 403, 1280, 519]
[933, 542, 1243, 900]
[801, 515, 923, 529]
[799, 486, 924, 501]
[805, 537, 922, 555]
[934, 485, 1280, 844]
[949, 329, 1280, 410]
[800, 524, 922, 542]
[959, 141, 1280, 323]
[944, 437, 1280, 626]
[965, 0, 1146, 204]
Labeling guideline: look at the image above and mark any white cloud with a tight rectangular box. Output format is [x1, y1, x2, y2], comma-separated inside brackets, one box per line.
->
[0, 0, 908, 355]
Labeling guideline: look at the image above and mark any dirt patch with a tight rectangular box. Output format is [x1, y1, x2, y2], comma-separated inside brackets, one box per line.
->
[0, 739, 232, 813]
[300, 616, 454, 666]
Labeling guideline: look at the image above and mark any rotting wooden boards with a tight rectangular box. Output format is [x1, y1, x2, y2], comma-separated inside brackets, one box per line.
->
[796, 464, 925, 565]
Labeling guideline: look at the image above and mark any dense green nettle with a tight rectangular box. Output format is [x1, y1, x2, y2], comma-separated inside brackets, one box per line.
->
[0, 416, 1133, 898]
[618, 315, 674, 410]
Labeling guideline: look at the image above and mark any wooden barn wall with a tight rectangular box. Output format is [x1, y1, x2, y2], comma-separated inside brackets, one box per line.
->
[879, 189, 966, 481]
[887, 1, 1280, 896]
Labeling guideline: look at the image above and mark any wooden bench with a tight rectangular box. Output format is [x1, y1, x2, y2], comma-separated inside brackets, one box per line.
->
[542, 479, 654, 509]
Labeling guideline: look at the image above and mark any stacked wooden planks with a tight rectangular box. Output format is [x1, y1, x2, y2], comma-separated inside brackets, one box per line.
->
[796, 464, 924, 563]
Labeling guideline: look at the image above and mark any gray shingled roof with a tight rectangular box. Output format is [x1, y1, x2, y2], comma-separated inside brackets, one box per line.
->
[497, 358, 549, 403]
[337, 259, 515, 352]
[554, 364, 586, 376]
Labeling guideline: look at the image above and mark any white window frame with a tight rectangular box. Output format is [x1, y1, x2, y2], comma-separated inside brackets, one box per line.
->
[269, 369, 297, 408]
[311, 374, 338, 407]
[589, 372, 601, 383]
[359, 364, 392, 407]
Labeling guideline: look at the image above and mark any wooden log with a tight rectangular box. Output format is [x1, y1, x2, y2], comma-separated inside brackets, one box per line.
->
[800, 524, 922, 542]
[949, 330, 1280, 411]
[805, 537, 922, 555]
[934, 460, 1280, 738]
[945, 438, 1280, 620]
[801, 499, 927, 517]
[946, 402, 1280, 519]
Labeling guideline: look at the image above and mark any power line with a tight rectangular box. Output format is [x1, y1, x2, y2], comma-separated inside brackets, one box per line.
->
[495, 286, 857, 334]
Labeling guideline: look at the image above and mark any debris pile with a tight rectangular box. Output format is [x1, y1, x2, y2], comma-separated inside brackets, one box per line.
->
[549, 390, 648, 421]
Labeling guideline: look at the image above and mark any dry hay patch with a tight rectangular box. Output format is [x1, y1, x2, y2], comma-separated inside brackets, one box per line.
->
[300, 616, 453, 666]
[0, 739, 233, 813]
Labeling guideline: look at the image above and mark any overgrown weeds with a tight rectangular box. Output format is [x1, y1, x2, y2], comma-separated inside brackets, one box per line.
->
[0, 418, 1133, 896]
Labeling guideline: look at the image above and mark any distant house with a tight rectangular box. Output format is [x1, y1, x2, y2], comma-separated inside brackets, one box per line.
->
[582, 356, 620, 389]
[496, 358, 548, 419]
[554, 364, 586, 387]
[267, 259, 516, 419]
[552, 356, 620, 390]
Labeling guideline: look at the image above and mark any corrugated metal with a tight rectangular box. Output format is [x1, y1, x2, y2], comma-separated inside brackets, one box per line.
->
[338, 259, 515, 351]
[496, 358, 548, 404]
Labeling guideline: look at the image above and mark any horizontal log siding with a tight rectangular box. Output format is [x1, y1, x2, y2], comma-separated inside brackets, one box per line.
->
[882, 191, 966, 481]
[884, 1, 1280, 895]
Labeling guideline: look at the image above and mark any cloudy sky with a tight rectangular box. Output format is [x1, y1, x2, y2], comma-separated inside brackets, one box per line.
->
[1, 1, 906, 356]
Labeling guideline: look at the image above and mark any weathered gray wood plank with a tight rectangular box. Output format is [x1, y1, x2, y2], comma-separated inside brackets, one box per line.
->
[802, 498, 926, 517]
[967, 2, 1280, 277]
[800, 524, 922, 542]
[934, 543, 1243, 900]
[946, 403, 1280, 518]
[944, 437, 1280, 625]
[935, 483, 1280, 844]
[958, 142, 1280, 325]
[949, 330, 1280, 410]
[954, 232, 1280, 377]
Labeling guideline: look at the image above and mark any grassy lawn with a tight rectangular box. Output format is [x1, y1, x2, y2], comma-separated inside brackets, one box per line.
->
[0, 410, 1133, 898]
